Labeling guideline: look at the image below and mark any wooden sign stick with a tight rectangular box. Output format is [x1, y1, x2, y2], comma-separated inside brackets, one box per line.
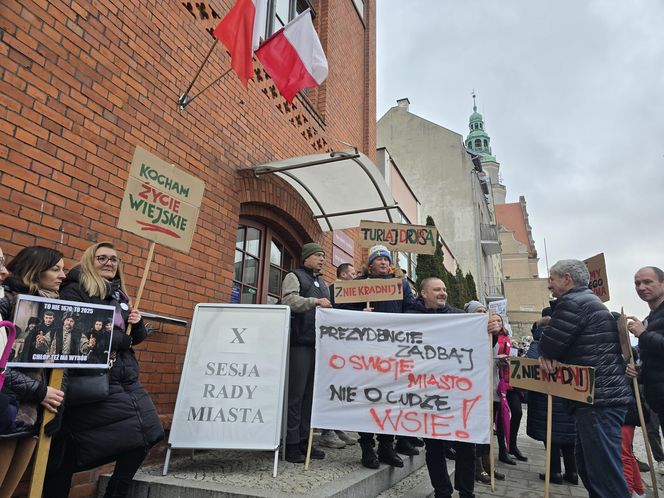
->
[304, 428, 314, 470]
[28, 368, 64, 498]
[620, 308, 658, 497]
[633, 374, 658, 498]
[125, 240, 156, 336]
[488, 310, 495, 491]
[543, 394, 552, 498]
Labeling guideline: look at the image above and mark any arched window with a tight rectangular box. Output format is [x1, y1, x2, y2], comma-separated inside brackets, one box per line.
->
[483, 139, 488, 147]
[233, 219, 297, 304]
[475, 139, 482, 148]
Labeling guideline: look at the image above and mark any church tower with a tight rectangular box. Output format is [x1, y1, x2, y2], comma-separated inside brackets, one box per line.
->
[465, 93, 506, 204]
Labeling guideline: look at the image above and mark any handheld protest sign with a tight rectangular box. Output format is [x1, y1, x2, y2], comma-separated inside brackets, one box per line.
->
[583, 253, 610, 302]
[544, 394, 553, 498]
[165, 304, 290, 478]
[619, 309, 659, 496]
[333, 278, 403, 304]
[118, 146, 205, 253]
[7, 296, 115, 369]
[508, 357, 595, 404]
[358, 220, 437, 255]
[312, 308, 491, 444]
[29, 369, 63, 498]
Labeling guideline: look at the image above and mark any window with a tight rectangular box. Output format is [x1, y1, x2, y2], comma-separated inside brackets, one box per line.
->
[233, 220, 297, 304]
[474, 139, 481, 148]
[266, 0, 315, 37]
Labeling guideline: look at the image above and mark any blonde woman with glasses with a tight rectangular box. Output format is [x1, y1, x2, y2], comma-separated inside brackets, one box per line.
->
[44, 242, 163, 498]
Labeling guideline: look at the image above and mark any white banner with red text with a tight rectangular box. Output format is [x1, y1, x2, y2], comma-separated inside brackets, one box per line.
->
[311, 308, 490, 443]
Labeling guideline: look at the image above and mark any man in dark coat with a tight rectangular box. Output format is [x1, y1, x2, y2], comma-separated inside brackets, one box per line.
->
[628, 266, 664, 472]
[409, 277, 499, 498]
[338, 244, 417, 468]
[281, 242, 332, 463]
[539, 259, 631, 498]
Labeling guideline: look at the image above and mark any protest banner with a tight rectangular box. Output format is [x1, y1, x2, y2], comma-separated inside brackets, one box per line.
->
[165, 304, 291, 477]
[508, 357, 595, 404]
[332, 278, 404, 304]
[488, 299, 507, 318]
[358, 220, 437, 255]
[7, 295, 115, 369]
[118, 146, 205, 253]
[311, 308, 491, 444]
[583, 252, 610, 302]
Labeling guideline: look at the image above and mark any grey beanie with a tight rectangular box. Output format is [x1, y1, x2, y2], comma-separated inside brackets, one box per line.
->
[464, 300, 486, 313]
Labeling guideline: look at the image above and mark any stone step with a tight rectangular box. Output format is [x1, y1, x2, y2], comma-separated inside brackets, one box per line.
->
[98, 438, 427, 498]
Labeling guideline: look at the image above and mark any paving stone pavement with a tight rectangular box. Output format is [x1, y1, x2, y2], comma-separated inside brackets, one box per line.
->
[135, 410, 664, 497]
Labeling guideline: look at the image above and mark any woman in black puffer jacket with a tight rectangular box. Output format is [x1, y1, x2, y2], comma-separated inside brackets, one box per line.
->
[525, 314, 578, 485]
[44, 242, 164, 498]
[0, 246, 66, 498]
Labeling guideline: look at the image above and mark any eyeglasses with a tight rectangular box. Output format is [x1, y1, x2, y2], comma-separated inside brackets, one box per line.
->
[96, 255, 119, 265]
[0, 257, 5, 269]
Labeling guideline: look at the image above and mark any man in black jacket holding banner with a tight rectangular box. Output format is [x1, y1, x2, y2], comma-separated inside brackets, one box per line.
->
[410, 277, 500, 498]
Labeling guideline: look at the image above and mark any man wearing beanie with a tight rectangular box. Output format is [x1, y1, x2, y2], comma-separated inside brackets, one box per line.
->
[281, 242, 332, 463]
[338, 244, 417, 469]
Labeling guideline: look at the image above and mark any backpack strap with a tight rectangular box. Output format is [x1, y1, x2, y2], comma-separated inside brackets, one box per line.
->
[0, 321, 17, 390]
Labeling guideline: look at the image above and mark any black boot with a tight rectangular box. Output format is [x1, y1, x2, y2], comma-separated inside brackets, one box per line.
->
[481, 453, 504, 480]
[510, 446, 528, 461]
[395, 437, 419, 456]
[285, 443, 306, 463]
[377, 441, 404, 467]
[359, 440, 379, 469]
[498, 449, 516, 465]
[103, 479, 131, 498]
[539, 472, 563, 484]
[299, 441, 325, 460]
[475, 456, 491, 484]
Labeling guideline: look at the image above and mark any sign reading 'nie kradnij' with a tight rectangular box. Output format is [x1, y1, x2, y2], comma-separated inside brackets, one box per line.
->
[167, 305, 290, 451]
[509, 357, 595, 404]
[311, 308, 491, 443]
[118, 146, 205, 253]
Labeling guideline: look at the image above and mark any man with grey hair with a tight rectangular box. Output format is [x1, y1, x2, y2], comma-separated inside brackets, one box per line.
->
[538, 259, 631, 498]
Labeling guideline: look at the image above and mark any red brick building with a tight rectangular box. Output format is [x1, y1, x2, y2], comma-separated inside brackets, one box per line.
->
[1, 0, 376, 495]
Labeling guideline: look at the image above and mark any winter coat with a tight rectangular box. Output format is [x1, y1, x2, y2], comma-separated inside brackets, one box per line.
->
[638, 301, 664, 413]
[539, 286, 631, 408]
[0, 277, 48, 436]
[282, 268, 329, 347]
[496, 334, 514, 389]
[525, 322, 576, 446]
[407, 299, 464, 315]
[54, 267, 164, 468]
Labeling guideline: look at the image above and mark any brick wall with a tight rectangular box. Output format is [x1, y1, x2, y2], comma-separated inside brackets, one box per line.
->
[1, 0, 374, 495]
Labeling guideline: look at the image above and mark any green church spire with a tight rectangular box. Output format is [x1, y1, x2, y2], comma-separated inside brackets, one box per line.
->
[465, 91, 495, 160]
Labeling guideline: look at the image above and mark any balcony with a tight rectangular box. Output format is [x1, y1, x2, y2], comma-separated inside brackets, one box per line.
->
[484, 277, 504, 300]
[480, 223, 501, 255]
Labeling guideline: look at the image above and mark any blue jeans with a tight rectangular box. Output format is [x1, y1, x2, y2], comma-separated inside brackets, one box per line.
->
[574, 405, 629, 498]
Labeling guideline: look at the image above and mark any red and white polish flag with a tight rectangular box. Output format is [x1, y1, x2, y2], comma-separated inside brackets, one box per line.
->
[255, 10, 329, 103]
[213, 0, 267, 86]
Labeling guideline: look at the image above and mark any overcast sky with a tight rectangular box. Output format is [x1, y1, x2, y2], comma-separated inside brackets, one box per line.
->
[376, 0, 664, 318]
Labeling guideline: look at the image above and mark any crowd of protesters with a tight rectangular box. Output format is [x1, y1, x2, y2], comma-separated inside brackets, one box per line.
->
[282, 242, 664, 498]
[2, 237, 663, 498]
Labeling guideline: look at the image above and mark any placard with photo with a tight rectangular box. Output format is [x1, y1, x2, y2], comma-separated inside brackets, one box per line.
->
[7, 295, 116, 369]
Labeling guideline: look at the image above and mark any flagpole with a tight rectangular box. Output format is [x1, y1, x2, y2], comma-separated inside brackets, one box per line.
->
[179, 68, 233, 109]
[178, 41, 218, 110]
